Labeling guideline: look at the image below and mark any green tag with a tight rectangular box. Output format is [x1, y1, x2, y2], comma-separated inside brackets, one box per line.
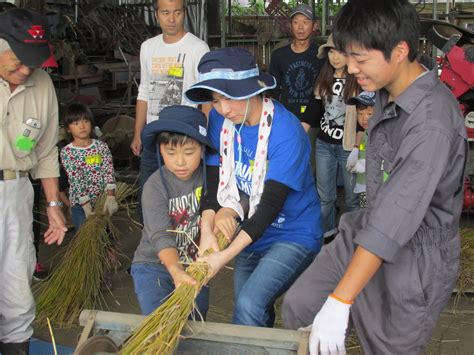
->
[383, 171, 390, 183]
[16, 136, 36, 152]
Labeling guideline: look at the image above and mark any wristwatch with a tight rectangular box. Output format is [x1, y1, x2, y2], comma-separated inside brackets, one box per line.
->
[47, 201, 64, 208]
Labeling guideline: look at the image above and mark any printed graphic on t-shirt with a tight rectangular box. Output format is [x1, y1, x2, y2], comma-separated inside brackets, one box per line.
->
[320, 78, 346, 140]
[271, 213, 286, 228]
[283, 60, 317, 106]
[234, 146, 258, 196]
[148, 53, 186, 116]
[168, 186, 201, 261]
[85, 154, 102, 165]
[234, 152, 284, 229]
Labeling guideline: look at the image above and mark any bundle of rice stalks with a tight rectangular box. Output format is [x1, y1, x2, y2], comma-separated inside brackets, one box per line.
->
[120, 233, 229, 355]
[457, 229, 474, 294]
[34, 182, 137, 327]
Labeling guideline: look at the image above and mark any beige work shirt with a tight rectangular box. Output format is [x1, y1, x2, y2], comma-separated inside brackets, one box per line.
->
[0, 69, 59, 179]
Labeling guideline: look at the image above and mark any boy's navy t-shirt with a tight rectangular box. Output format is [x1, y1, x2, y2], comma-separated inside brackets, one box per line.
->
[206, 100, 323, 252]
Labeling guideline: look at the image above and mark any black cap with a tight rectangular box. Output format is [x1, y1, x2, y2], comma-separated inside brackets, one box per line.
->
[0, 8, 52, 68]
[290, 4, 314, 21]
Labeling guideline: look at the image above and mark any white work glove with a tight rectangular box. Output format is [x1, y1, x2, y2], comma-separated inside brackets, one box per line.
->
[350, 159, 366, 174]
[81, 202, 95, 218]
[103, 195, 119, 216]
[346, 148, 359, 171]
[309, 295, 351, 355]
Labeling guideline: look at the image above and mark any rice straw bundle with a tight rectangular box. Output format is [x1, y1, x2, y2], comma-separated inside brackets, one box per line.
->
[34, 182, 137, 327]
[457, 229, 474, 294]
[120, 233, 229, 355]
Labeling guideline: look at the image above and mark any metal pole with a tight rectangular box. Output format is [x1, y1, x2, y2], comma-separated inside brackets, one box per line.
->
[321, 0, 329, 36]
[228, 0, 232, 36]
[446, 0, 450, 23]
[432, 0, 438, 58]
[220, 0, 226, 48]
[74, 0, 78, 23]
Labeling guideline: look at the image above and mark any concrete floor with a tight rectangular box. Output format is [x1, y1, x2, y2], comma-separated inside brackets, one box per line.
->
[33, 206, 474, 354]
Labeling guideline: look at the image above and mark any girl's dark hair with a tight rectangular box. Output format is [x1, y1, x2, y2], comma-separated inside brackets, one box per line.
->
[63, 102, 96, 141]
[157, 131, 201, 148]
[332, 0, 419, 62]
[63, 102, 95, 127]
[314, 56, 359, 103]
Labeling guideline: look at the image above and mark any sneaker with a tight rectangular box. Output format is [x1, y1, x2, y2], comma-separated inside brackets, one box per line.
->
[33, 262, 48, 281]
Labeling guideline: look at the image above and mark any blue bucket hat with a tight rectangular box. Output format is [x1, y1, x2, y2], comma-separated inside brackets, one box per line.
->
[347, 91, 376, 106]
[185, 47, 276, 104]
[141, 105, 215, 151]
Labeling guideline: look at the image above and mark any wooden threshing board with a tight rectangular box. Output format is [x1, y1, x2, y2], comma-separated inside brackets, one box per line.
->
[78, 310, 309, 354]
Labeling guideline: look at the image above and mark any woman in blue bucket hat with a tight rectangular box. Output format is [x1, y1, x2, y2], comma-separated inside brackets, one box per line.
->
[185, 47, 323, 327]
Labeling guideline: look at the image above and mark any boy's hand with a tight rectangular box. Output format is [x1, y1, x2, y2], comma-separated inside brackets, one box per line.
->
[346, 148, 359, 171]
[213, 207, 238, 241]
[308, 295, 351, 355]
[82, 202, 95, 218]
[198, 250, 229, 281]
[103, 195, 119, 216]
[169, 266, 197, 289]
[198, 229, 220, 256]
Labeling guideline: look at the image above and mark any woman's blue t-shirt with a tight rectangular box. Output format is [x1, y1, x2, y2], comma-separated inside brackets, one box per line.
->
[206, 100, 323, 252]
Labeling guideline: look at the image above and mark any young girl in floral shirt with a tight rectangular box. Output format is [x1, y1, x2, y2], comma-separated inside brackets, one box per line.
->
[61, 103, 118, 230]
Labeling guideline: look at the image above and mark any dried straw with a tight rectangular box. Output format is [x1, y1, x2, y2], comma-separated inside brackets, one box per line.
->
[120, 233, 229, 355]
[34, 182, 137, 327]
[456, 229, 474, 299]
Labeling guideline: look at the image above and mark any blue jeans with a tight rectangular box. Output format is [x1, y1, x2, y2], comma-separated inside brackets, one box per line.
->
[137, 148, 159, 222]
[315, 139, 359, 237]
[131, 262, 209, 319]
[232, 242, 319, 327]
[71, 205, 86, 231]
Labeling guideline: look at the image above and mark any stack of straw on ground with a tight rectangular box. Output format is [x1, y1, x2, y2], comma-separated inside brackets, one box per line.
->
[34, 182, 137, 327]
[120, 233, 229, 355]
[458, 229, 474, 295]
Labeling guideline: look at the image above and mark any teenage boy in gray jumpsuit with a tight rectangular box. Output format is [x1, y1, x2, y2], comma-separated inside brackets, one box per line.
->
[282, 0, 468, 354]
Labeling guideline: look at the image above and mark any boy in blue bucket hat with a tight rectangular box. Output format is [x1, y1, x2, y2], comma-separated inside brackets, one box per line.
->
[185, 47, 323, 328]
[345, 91, 376, 208]
[130, 105, 215, 317]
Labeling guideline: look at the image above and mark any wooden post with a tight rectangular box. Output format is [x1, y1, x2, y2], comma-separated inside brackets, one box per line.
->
[74, 310, 98, 354]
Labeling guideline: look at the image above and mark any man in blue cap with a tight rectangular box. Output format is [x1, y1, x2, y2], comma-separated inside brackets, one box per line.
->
[0, 8, 66, 354]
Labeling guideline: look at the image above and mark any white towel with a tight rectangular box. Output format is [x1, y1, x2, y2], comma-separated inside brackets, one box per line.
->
[217, 97, 274, 219]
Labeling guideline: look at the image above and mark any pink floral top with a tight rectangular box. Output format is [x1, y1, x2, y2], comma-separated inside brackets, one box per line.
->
[60, 139, 116, 206]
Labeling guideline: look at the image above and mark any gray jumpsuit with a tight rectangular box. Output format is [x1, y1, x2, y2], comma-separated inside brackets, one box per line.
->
[282, 55, 467, 354]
